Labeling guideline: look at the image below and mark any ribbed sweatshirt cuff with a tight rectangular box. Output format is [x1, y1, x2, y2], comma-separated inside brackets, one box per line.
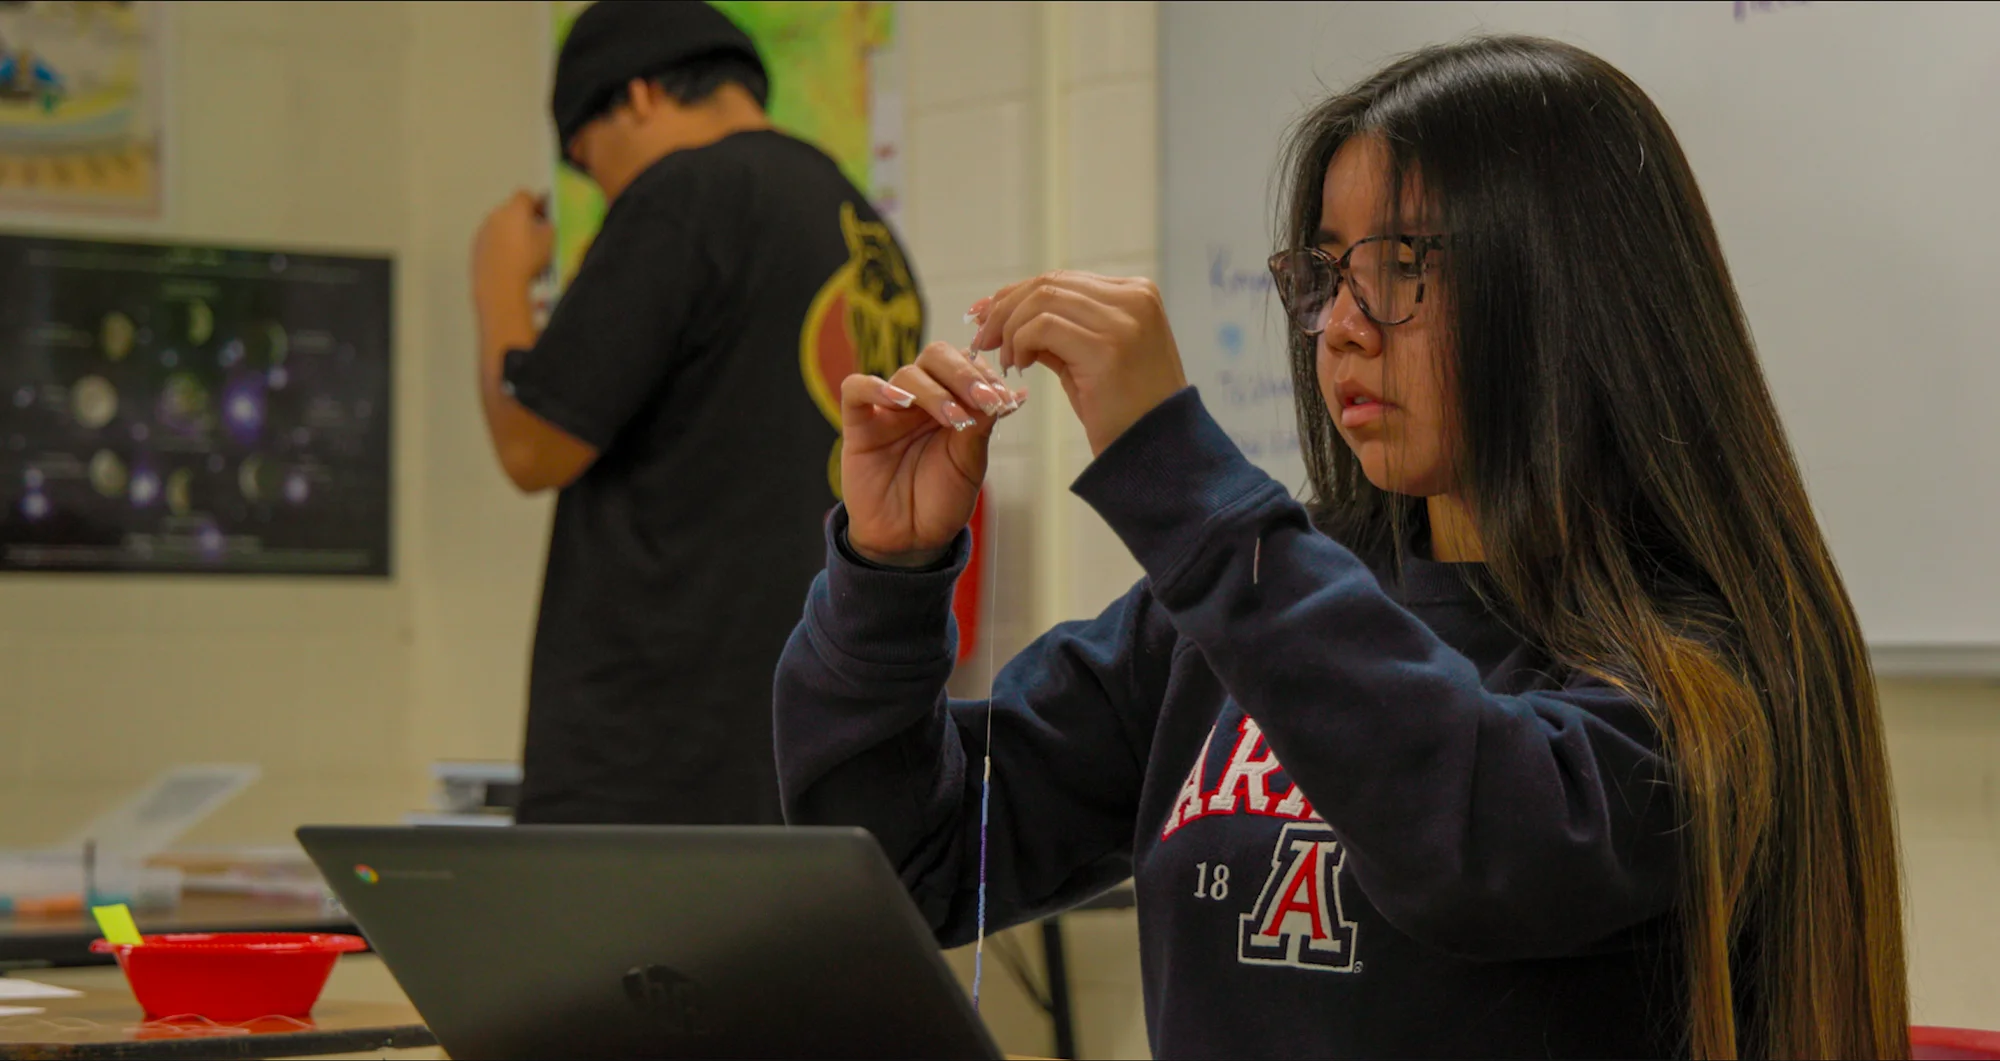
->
[813, 505, 969, 667]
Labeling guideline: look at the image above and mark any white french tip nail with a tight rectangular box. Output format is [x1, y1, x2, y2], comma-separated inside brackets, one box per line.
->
[962, 311, 980, 324]
[987, 373, 1016, 411]
[972, 382, 1005, 408]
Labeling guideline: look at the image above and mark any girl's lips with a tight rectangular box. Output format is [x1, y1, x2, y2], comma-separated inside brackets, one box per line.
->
[1339, 398, 1389, 429]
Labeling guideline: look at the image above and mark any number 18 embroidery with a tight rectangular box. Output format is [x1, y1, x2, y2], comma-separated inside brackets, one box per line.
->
[1238, 822, 1360, 972]
[1194, 861, 1231, 900]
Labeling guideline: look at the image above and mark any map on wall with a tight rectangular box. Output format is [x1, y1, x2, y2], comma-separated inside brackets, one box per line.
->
[548, 0, 904, 289]
[0, 236, 393, 576]
[0, 1, 164, 217]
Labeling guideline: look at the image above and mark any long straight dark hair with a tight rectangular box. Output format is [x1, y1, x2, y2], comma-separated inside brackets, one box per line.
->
[1276, 36, 1907, 1060]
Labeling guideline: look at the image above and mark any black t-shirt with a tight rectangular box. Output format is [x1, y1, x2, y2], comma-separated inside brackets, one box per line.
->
[502, 130, 925, 825]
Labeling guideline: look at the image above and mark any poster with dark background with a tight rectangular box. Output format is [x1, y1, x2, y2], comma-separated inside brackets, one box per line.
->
[0, 235, 392, 575]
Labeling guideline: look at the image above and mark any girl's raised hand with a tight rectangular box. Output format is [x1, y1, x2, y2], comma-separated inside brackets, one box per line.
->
[840, 342, 1026, 568]
[969, 271, 1187, 457]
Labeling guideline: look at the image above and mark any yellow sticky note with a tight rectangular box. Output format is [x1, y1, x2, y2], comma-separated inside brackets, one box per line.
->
[91, 903, 143, 946]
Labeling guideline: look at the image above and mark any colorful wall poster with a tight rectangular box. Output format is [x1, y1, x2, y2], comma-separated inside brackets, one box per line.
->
[548, 0, 904, 289]
[0, 1, 164, 217]
[0, 235, 394, 576]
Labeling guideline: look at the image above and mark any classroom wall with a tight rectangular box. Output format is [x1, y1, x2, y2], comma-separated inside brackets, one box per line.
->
[0, 1, 429, 846]
[0, 1, 1995, 1053]
[0, 2, 565, 844]
[398, 0, 553, 790]
[1883, 677, 2000, 1029]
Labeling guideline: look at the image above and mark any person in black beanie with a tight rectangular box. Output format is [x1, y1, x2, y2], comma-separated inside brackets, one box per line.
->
[469, 0, 930, 826]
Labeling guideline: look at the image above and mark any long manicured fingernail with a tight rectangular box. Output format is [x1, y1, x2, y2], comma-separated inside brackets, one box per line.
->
[881, 383, 916, 408]
[942, 401, 976, 431]
[965, 352, 1014, 411]
[979, 355, 1016, 407]
[970, 382, 1005, 416]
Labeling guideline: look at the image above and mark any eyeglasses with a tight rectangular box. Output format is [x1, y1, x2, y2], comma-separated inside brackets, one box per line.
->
[1267, 234, 1445, 333]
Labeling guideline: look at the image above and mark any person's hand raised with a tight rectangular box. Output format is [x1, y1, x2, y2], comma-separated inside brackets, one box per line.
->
[969, 271, 1187, 458]
[840, 343, 1026, 568]
[472, 190, 554, 309]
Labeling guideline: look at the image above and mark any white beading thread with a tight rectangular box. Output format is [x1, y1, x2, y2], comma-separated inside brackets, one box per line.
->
[965, 337, 1000, 1011]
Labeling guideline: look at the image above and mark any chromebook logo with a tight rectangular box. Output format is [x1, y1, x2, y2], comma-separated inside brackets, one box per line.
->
[354, 864, 379, 885]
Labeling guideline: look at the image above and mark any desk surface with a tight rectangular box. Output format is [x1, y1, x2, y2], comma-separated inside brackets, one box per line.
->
[0, 980, 432, 1060]
[0, 896, 353, 969]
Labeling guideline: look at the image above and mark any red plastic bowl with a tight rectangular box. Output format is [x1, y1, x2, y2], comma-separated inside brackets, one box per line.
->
[89, 932, 368, 1021]
[1914, 1026, 2000, 1061]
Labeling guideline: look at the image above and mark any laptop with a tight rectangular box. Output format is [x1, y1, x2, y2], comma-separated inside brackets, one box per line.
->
[298, 825, 1002, 1060]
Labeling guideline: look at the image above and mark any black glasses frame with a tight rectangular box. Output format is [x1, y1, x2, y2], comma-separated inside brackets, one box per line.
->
[1267, 234, 1447, 332]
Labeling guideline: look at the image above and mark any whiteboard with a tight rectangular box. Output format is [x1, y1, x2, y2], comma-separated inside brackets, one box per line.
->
[1161, 1, 2000, 671]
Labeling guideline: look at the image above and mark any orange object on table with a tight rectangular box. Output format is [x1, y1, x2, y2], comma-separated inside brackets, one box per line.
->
[10, 893, 84, 918]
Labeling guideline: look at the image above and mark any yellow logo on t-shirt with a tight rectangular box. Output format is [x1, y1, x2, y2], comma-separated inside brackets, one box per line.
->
[799, 202, 923, 496]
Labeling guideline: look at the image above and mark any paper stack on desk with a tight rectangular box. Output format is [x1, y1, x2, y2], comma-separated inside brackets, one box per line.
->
[0, 977, 85, 1015]
[0, 980, 83, 1000]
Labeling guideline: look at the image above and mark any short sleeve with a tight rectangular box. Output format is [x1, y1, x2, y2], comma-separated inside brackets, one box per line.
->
[502, 181, 706, 450]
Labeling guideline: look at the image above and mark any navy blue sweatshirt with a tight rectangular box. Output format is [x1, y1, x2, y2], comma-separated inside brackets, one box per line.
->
[775, 389, 1686, 1058]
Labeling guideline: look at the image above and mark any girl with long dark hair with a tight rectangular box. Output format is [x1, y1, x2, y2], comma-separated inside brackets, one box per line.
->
[775, 35, 1907, 1058]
